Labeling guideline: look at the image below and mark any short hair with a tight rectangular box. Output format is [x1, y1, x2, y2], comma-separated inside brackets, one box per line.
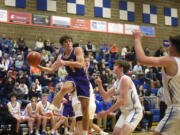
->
[59, 35, 73, 45]
[31, 97, 37, 102]
[169, 35, 180, 53]
[114, 60, 130, 73]
[42, 93, 48, 97]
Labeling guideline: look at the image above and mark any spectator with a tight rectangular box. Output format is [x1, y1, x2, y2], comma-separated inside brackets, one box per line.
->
[58, 66, 67, 82]
[35, 37, 44, 52]
[0, 54, 9, 78]
[13, 82, 25, 100]
[132, 62, 144, 76]
[15, 55, 24, 71]
[19, 79, 29, 99]
[84, 41, 96, 57]
[30, 66, 41, 82]
[121, 46, 127, 59]
[40, 73, 51, 87]
[35, 78, 42, 93]
[51, 47, 60, 60]
[144, 47, 150, 56]
[0, 98, 17, 135]
[154, 47, 163, 57]
[156, 87, 167, 120]
[139, 96, 153, 131]
[137, 85, 145, 96]
[3, 76, 15, 100]
[0, 33, 8, 49]
[145, 67, 160, 88]
[28, 83, 41, 100]
[101, 70, 108, 90]
[44, 40, 54, 53]
[41, 49, 49, 63]
[17, 36, 28, 54]
[100, 43, 110, 61]
[110, 44, 118, 59]
[106, 69, 114, 85]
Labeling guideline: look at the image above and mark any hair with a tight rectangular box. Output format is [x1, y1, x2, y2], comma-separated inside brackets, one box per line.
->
[169, 35, 180, 53]
[59, 35, 73, 45]
[31, 97, 38, 102]
[42, 93, 48, 97]
[114, 60, 130, 73]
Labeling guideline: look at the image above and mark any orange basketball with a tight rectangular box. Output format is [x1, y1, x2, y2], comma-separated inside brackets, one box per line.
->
[26, 51, 42, 66]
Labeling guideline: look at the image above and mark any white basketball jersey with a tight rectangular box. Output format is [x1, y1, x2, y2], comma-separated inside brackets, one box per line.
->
[8, 102, 20, 115]
[162, 57, 180, 107]
[56, 104, 63, 115]
[113, 75, 142, 114]
[38, 101, 50, 113]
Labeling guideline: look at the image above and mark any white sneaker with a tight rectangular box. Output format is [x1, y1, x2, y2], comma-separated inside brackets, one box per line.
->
[101, 131, 109, 135]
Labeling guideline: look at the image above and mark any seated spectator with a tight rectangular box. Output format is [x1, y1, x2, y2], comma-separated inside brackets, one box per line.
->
[51, 47, 60, 60]
[7, 93, 33, 134]
[89, 73, 97, 89]
[106, 69, 114, 85]
[41, 49, 50, 63]
[17, 36, 28, 55]
[13, 82, 25, 100]
[144, 47, 150, 56]
[101, 70, 108, 90]
[132, 62, 144, 76]
[19, 79, 29, 99]
[110, 44, 118, 59]
[29, 83, 41, 100]
[40, 73, 52, 87]
[84, 41, 96, 57]
[58, 66, 67, 82]
[0, 34, 8, 49]
[30, 66, 41, 82]
[139, 96, 153, 131]
[3, 76, 15, 100]
[35, 37, 44, 52]
[15, 55, 24, 71]
[16, 70, 30, 87]
[35, 78, 42, 93]
[44, 40, 54, 53]
[137, 85, 145, 96]
[37, 94, 56, 135]
[100, 43, 110, 61]
[145, 67, 160, 88]
[0, 54, 9, 78]
[0, 98, 17, 135]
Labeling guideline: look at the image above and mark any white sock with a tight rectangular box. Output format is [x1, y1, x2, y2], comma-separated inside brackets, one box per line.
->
[83, 130, 88, 135]
[35, 130, 39, 133]
[30, 130, 33, 134]
[64, 128, 68, 134]
[42, 130, 46, 132]
[51, 130, 55, 134]
[69, 132, 73, 135]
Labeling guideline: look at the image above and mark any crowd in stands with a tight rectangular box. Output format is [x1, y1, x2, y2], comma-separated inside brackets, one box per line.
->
[0, 33, 168, 134]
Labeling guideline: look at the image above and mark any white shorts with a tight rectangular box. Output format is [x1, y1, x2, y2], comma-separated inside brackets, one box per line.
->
[73, 101, 96, 119]
[115, 109, 143, 131]
[155, 106, 180, 135]
[89, 101, 96, 120]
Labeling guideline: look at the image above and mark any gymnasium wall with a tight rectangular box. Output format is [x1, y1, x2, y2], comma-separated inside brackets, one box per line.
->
[0, 0, 180, 54]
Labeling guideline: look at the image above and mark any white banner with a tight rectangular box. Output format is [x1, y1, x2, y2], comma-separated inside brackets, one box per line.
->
[108, 23, 124, 34]
[52, 16, 70, 28]
[0, 10, 7, 22]
[125, 24, 139, 35]
[90, 20, 107, 32]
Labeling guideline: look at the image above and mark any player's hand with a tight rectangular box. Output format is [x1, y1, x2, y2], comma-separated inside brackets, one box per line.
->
[97, 111, 108, 118]
[132, 30, 143, 40]
[62, 98, 68, 103]
[95, 77, 102, 85]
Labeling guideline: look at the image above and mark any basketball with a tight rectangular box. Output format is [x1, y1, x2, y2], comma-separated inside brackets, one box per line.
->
[26, 51, 42, 66]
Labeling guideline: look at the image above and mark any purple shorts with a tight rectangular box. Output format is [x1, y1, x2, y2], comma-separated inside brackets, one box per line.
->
[67, 76, 90, 98]
[62, 105, 75, 117]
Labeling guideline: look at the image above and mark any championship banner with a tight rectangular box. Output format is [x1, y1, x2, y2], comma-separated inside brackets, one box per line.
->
[124, 24, 139, 35]
[90, 20, 107, 32]
[32, 14, 50, 26]
[71, 18, 89, 30]
[108, 23, 124, 34]
[0, 10, 7, 22]
[52, 16, 70, 28]
[8, 11, 31, 24]
[141, 26, 155, 37]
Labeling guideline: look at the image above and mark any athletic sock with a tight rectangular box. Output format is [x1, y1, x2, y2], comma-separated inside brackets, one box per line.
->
[83, 130, 88, 135]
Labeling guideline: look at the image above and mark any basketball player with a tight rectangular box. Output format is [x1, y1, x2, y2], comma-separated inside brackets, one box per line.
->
[96, 60, 143, 135]
[71, 57, 108, 135]
[25, 97, 41, 135]
[7, 93, 34, 134]
[37, 36, 90, 135]
[37, 94, 56, 135]
[133, 30, 180, 135]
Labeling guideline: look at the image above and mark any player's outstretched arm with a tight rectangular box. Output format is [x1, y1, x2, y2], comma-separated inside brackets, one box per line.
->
[95, 77, 115, 102]
[37, 59, 61, 73]
[133, 30, 175, 68]
[61, 47, 84, 68]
